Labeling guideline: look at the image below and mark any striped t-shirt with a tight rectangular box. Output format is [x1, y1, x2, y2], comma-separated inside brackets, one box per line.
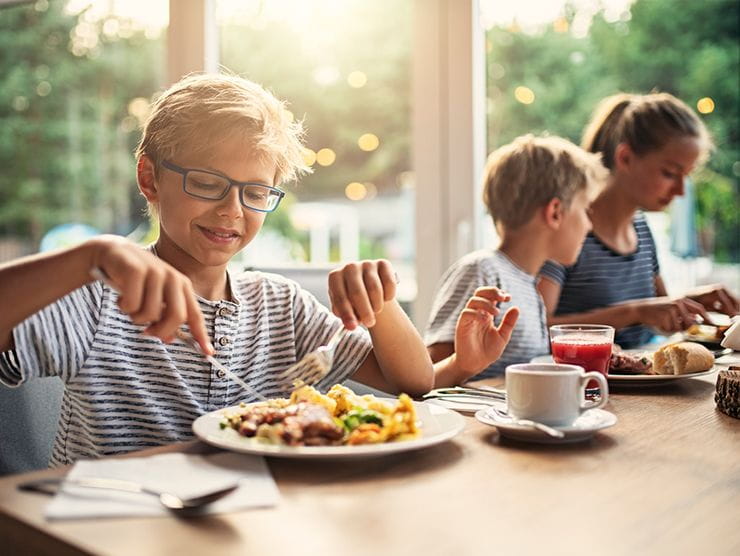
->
[0, 270, 372, 466]
[424, 250, 549, 378]
[539, 213, 659, 348]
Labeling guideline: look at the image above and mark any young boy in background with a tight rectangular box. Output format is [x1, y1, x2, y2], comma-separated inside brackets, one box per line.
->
[426, 134, 609, 384]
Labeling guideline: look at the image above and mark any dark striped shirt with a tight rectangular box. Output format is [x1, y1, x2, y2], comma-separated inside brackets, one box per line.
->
[0, 271, 372, 466]
[424, 250, 549, 378]
[539, 213, 659, 348]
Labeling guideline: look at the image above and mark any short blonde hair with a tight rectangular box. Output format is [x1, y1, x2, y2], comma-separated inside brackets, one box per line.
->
[135, 73, 310, 185]
[482, 134, 608, 230]
[581, 92, 712, 170]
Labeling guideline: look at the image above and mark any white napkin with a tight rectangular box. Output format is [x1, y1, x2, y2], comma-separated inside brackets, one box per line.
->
[45, 452, 280, 520]
[721, 321, 740, 351]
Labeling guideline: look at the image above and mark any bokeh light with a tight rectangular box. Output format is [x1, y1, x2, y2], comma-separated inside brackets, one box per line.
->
[514, 86, 535, 104]
[347, 71, 367, 88]
[316, 148, 336, 166]
[345, 182, 367, 201]
[696, 97, 715, 114]
[358, 133, 379, 151]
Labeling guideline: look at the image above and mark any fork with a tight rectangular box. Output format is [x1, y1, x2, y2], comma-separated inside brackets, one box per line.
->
[275, 326, 349, 389]
[89, 266, 267, 402]
[173, 330, 267, 402]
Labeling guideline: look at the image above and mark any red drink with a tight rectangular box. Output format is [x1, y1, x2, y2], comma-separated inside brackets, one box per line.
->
[551, 339, 612, 389]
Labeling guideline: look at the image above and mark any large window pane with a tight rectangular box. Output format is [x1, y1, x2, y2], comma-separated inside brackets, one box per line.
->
[217, 0, 415, 310]
[0, 0, 167, 260]
[481, 0, 739, 290]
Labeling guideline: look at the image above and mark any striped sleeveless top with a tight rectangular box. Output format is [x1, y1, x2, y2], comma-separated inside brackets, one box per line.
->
[539, 213, 659, 348]
[0, 270, 372, 466]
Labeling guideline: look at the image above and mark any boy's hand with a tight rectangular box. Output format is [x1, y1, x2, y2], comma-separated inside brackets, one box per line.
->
[328, 259, 397, 329]
[90, 236, 212, 354]
[635, 296, 710, 333]
[453, 287, 519, 378]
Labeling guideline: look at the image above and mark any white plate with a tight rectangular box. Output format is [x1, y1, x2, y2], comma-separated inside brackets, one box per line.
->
[192, 401, 466, 459]
[529, 354, 718, 386]
[475, 407, 617, 444]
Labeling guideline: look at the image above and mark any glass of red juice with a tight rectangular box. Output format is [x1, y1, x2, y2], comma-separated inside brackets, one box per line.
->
[549, 324, 615, 396]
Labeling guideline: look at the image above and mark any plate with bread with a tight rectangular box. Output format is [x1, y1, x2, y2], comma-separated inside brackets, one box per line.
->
[532, 341, 718, 386]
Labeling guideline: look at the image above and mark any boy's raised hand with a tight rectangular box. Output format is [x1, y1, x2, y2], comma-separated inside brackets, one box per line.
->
[328, 259, 397, 330]
[90, 236, 212, 354]
[453, 287, 519, 379]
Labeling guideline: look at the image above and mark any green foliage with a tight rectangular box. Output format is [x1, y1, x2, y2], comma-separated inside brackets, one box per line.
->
[0, 0, 163, 246]
[694, 169, 739, 262]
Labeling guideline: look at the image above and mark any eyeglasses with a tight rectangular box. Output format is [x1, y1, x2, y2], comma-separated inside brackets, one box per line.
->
[161, 160, 285, 213]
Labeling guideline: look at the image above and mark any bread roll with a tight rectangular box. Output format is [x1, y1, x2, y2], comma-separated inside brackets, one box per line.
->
[653, 342, 714, 375]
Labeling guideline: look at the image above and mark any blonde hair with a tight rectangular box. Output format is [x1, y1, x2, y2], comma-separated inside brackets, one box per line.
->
[135, 73, 310, 185]
[482, 134, 608, 230]
[581, 92, 712, 170]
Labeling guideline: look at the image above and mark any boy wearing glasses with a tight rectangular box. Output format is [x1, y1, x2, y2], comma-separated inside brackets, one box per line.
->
[0, 74, 454, 465]
[425, 135, 609, 383]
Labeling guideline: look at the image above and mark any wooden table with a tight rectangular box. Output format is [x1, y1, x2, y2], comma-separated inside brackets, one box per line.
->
[1, 373, 738, 556]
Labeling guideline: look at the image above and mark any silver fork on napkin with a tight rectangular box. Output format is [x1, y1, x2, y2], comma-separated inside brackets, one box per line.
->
[19, 477, 238, 513]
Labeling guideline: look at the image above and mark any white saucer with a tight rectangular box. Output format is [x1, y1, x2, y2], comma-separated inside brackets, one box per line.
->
[475, 407, 617, 444]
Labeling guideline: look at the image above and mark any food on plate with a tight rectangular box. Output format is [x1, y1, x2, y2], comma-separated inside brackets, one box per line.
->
[219, 384, 419, 446]
[685, 323, 730, 343]
[652, 342, 714, 375]
[608, 350, 653, 375]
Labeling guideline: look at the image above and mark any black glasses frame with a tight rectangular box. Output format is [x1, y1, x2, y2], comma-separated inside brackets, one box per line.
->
[161, 159, 285, 213]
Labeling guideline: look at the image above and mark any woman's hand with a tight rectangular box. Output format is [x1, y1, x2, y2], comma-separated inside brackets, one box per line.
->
[686, 284, 740, 317]
[452, 287, 519, 378]
[634, 296, 710, 333]
[328, 259, 397, 329]
[90, 236, 212, 353]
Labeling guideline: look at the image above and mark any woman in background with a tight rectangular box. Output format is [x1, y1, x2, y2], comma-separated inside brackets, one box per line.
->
[538, 92, 738, 348]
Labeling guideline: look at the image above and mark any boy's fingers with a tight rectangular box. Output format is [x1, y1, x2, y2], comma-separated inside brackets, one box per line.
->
[376, 260, 397, 301]
[496, 307, 519, 341]
[115, 266, 146, 315]
[342, 266, 375, 327]
[328, 271, 359, 329]
[361, 263, 385, 313]
[184, 290, 212, 354]
[473, 286, 511, 303]
[144, 280, 186, 342]
[130, 270, 165, 325]
[465, 296, 500, 316]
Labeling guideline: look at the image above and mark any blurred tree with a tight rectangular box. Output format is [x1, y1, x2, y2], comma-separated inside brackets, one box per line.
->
[0, 0, 163, 247]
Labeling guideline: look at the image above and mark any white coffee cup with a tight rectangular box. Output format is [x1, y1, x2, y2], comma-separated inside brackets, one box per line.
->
[505, 363, 609, 426]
